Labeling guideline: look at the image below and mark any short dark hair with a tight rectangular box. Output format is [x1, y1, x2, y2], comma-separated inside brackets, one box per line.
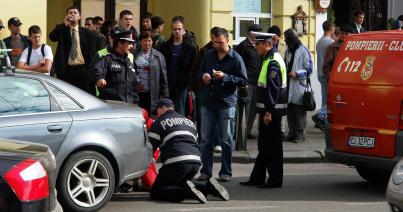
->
[172, 16, 185, 25]
[398, 15, 403, 21]
[248, 24, 262, 33]
[139, 30, 152, 40]
[66, 6, 80, 14]
[210, 26, 220, 35]
[322, 21, 334, 31]
[141, 12, 153, 20]
[93, 16, 103, 23]
[101, 19, 118, 38]
[85, 17, 93, 23]
[119, 10, 133, 19]
[354, 10, 365, 17]
[267, 25, 282, 37]
[151, 16, 164, 29]
[28, 25, 41, 36]
[212, 27, 229, 39]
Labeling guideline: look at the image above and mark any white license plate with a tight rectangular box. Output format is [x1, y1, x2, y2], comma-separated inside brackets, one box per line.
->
[348, 136, 375, 148]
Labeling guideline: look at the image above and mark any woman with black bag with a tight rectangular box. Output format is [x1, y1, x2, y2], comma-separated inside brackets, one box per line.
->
[283, 29, 314, 143]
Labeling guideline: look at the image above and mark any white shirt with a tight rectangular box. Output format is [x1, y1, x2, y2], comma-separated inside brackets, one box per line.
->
[19, 44, 53, 67]
[355, 23, 362, 33]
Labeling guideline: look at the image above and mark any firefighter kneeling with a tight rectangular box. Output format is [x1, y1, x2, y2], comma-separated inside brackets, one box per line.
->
[240, 32, 287, 188]
[148, 98, 230, 203]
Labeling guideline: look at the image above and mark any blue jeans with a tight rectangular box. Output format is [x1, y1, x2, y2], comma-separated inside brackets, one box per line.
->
[200, 105, 236, 177]
[172, 86, 187, 116]
[318, 75, 327, 120]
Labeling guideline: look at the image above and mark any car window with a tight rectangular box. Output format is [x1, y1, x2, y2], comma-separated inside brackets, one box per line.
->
[0, 77, 51, 116]
[47, 83, 82, 111]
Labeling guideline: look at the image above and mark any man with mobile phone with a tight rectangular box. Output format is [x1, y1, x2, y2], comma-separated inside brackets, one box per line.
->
[197, 27, 248, 182]
[49, 6, 96, 92]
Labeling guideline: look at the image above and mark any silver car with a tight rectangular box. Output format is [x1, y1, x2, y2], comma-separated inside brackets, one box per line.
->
[0, 70, 152, 211]
[387, 158, 403, 212]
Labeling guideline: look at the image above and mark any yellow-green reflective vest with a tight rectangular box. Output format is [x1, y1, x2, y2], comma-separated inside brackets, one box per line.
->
[256, 51, 287, 111]
[97, 47, 134, 62]
[257, 52, 287, 89]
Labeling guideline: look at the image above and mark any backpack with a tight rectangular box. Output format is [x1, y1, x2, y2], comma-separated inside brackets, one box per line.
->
[27, 44, 45, 66]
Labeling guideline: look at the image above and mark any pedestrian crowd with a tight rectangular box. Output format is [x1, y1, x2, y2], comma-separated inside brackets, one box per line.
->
[0, 7, 395, 204]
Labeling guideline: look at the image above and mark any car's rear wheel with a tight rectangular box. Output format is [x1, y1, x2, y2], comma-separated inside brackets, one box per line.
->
[355, 165, 391, 184]
[58, 151, 115, 212]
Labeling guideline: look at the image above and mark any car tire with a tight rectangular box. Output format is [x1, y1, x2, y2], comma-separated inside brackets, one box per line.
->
[355, 165, 391, 184]
[57, 150, 115, 212]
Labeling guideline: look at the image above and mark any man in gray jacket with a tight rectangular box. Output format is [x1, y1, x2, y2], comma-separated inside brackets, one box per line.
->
[283, 29, 313, 143]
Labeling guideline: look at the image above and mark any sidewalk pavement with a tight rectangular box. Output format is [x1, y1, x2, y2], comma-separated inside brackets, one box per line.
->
[214, 111, 326, 164]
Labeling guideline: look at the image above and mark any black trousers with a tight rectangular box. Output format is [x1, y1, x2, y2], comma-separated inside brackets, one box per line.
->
[59, 65, 92, 94]
[248, 115, 283, 185]
[150, 163, 203, 202]
[138, 92, 151, 114]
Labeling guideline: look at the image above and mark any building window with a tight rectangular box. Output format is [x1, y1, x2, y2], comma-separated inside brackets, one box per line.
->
[232, 0, 272, 45]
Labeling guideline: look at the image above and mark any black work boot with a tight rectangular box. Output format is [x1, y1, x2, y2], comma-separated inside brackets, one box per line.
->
[185, 180, 207, 204]
[207, 178, 230, 201]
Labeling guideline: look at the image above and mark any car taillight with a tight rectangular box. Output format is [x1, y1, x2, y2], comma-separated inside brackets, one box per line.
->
[4, 159, 49, 201]
[400, 102, 403, 130]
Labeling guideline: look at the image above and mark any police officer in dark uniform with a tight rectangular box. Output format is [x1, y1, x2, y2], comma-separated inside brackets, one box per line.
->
[148, 98, 229, 203]
[92, 27, 139, 103]
[240, 32, 287, 188]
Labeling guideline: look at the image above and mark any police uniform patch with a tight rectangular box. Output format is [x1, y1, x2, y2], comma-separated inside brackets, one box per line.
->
[270, 70, 277, 78]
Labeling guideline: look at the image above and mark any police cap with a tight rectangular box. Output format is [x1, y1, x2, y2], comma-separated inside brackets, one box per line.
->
[153, 98, 175, 114]
[110, 27, 135, 42]
[251, 31, 276, 43]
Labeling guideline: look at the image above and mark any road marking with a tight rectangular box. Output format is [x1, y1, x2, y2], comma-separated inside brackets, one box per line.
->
[173, 206, 277, 211]
[345, 202, 385, 206]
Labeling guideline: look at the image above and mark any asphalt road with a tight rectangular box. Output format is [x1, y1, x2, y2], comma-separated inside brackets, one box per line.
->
[102, 163, 390, 212]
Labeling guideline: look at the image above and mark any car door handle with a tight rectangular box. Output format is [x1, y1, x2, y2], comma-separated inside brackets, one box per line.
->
[47, 125, 63, 133]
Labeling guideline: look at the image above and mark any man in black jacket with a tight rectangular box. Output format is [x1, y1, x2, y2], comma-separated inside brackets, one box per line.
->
[49, 6, 96, 92]
[3, 17, 30, 66]
[235, 24, 262, 139]
[159, 16, 197, 115]
[148, 98, 229, 203]
[350, 10, 367, 33]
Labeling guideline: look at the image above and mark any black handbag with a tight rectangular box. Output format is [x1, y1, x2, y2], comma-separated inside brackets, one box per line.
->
[303, 78, 316, 111]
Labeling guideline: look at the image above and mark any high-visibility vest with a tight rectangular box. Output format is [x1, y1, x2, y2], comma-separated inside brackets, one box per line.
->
[97, 47, 134, 62]
[257, 52, 287, 89]
[256, 51, 288, 113]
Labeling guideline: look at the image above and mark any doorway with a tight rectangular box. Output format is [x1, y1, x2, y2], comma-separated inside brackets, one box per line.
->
[332, 0, 387, 31]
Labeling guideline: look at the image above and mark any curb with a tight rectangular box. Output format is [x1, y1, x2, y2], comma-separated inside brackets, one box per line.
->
[214, 150, 326, 164]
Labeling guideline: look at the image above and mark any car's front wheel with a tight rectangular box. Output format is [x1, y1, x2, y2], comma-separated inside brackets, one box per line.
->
[58, 150, 115, 212]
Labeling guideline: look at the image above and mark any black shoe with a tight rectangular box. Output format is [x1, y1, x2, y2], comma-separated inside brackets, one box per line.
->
[257, 182, 282, 188]
[284, 135, 296, 142]
[247, 134, 257, 139]
[239, 180, 264, 186]
[208, 178, 230, 201]
[281, 132, 287, 140]
[185, 180, 207, 204]
[118, 182, 133, 193]
[293, 137, 305, 143]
